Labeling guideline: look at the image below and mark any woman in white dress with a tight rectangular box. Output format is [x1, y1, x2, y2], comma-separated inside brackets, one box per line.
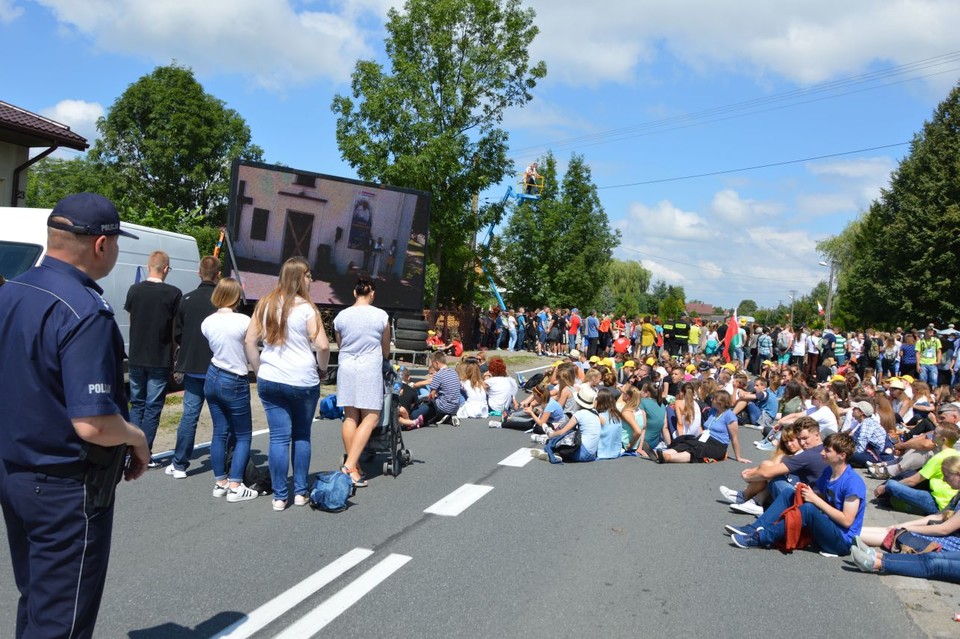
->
[334, 277, 391, 487]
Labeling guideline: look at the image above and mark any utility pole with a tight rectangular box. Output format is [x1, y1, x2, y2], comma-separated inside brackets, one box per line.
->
[824, 261, 835, 328]
[789, 290, 797, 326]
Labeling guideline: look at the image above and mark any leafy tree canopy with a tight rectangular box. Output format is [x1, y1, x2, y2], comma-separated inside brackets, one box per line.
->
[91, 63, 262, 224]
[331, 0, 547, 308]
[497, 152, 620, 309]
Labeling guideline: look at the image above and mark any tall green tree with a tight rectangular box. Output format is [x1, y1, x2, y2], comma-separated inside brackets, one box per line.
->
[25, 157, 109, 208]
[606, 259, 652, 317]
[827, 82, 960, 328]
[331, 0, 547, 309]
[736, 299, 758, 316]
[497, 153, 619, 309]
[90, 63, 262, 224]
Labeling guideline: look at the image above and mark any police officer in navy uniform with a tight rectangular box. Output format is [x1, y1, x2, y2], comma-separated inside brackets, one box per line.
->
[0, 193, 150, 639]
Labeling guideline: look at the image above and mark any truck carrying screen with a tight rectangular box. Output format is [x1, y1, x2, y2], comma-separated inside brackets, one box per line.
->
[226, 160, 431, 312]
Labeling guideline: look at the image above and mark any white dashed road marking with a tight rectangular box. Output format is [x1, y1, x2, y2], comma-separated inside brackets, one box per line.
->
[210, 547, 374, 639]
[498, 447, 536, 467]
[271, 553, 412, 639]
[424, 483, 494, 516]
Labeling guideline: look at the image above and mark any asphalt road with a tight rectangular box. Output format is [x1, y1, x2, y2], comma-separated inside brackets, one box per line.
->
[1, 410, 957, 638]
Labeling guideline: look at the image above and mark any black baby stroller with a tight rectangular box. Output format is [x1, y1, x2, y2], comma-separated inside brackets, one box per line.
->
[364, 363, 412, 477]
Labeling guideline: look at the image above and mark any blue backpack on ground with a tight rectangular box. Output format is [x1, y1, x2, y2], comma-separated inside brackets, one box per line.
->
[309, 471, 355, 512]
[319, 394, 344, 419]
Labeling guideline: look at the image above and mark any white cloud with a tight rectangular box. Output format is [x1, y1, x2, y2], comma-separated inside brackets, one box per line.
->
[40, 99, 103, 143]
[709, 188, 783, 224]
[621, 200, 713, 242]
[527, 0, 960, 89]
[0, 0, 23, 23]
[796, 193, 858, 217]
[794, 155, 897, 216]
[35, 0, 380, 88]
[614, 192, 826, 307]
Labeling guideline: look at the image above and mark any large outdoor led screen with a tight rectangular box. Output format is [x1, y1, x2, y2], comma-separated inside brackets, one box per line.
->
[226, 161, 431, 312]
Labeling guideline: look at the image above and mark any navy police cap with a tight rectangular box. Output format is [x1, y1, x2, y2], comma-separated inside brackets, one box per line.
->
[47, 193, 139, 239]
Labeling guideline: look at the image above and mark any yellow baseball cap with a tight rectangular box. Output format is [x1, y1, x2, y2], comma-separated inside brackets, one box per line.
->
[645, 357, 656, 366]
[624, 360, 636, 368]
[685, 364, 696, 373]
[901, 375, 915, 384]
[722, 363, 736, 372]
[589, 355, 600, 363]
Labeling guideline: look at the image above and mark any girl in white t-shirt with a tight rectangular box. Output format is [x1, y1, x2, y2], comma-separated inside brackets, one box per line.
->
[244, 257, 330, 512]
[202, 278, 257, 503]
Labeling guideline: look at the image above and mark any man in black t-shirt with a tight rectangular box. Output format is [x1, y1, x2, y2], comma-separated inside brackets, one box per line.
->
[167, 257, 220, 477]
[125, 250, 182, 467]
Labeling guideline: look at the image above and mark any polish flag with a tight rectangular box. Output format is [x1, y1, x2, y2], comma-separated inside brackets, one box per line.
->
[817, 300, 825, 316]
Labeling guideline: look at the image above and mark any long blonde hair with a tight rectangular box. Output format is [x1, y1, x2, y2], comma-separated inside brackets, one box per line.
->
[460, 362, 484, 390]
[251, 257, 319, 346]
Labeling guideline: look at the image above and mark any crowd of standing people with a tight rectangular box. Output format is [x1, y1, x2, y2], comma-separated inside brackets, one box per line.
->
[2, 192, 960, 638]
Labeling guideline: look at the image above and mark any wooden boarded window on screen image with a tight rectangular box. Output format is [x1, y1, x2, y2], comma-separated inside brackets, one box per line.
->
[293, 174, 317, 188]
[251, 208, 269, 241]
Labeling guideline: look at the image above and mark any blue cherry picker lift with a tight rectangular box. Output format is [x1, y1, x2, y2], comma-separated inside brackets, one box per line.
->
[477, 174, 545, 310]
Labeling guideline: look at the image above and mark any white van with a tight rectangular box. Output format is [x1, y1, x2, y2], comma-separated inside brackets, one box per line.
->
[0, 207, 201, 351]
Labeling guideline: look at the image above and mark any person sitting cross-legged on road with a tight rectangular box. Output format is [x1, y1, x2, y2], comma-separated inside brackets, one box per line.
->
[728, 432, 866, 556]
[531, 386, 602, 464]
[855, 454, 960, 553]
[720, 416, 828, 516]
[410, 351, 463, 426]
[873, 420, 959, 516]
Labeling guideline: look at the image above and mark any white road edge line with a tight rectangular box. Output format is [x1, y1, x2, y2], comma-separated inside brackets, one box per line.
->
[209, 547, 374, 639]
[499, 448, 536, 467]
[424, 483, 494, 516]
[271, 554, 412, 639]
[153, 428, 269, 461]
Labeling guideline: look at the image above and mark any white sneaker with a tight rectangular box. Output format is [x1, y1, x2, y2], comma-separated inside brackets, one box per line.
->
[165, 465, 187, 479]
[451, 416, 461, 427]
[226, 483, 259, 503]
[543, 426, 555, 438]
[530, 433, 548, 445]
[730, 499, 763, 516]
[294, 494, 310, 507]
[212, 483, 228, 498]
[272, 499, 287, 511]
[719, 486, 743, 504]
[530, 449, 550, 461]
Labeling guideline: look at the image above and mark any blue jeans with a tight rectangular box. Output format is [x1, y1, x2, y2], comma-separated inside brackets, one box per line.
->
[508, 328, 518, 351]
[881, 551, 960, 583]
[734, 347, 744, 365]
[920, 363, 938, 388]
[171, 375, 206, 471]
[757, 503, 852, 555]
[128, 365, 170, 450]
[257, 378, 320, 501]
[544, 433, 596, 464]
[206, 366, 253, 483]
[885, 479, 939, 515]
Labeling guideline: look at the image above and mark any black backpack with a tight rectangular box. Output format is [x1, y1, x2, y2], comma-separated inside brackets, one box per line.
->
[523, 372, 545, 391]
[226, 448, 273, 495]
[867, 338, 880, 360]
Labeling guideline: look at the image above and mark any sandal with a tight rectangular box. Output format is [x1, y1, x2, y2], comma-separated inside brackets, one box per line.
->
[341, 465, 368, 488]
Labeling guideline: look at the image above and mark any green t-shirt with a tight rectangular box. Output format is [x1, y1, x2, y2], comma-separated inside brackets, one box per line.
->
[919, 448, 960, 510]
[917, 337, 942, 365]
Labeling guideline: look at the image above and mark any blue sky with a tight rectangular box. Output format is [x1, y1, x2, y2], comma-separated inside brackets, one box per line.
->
[2, 0, 958, 309]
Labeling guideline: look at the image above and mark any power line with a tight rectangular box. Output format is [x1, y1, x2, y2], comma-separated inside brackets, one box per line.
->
[508, 50, 960, 159]
[599, 142, 909, 190]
